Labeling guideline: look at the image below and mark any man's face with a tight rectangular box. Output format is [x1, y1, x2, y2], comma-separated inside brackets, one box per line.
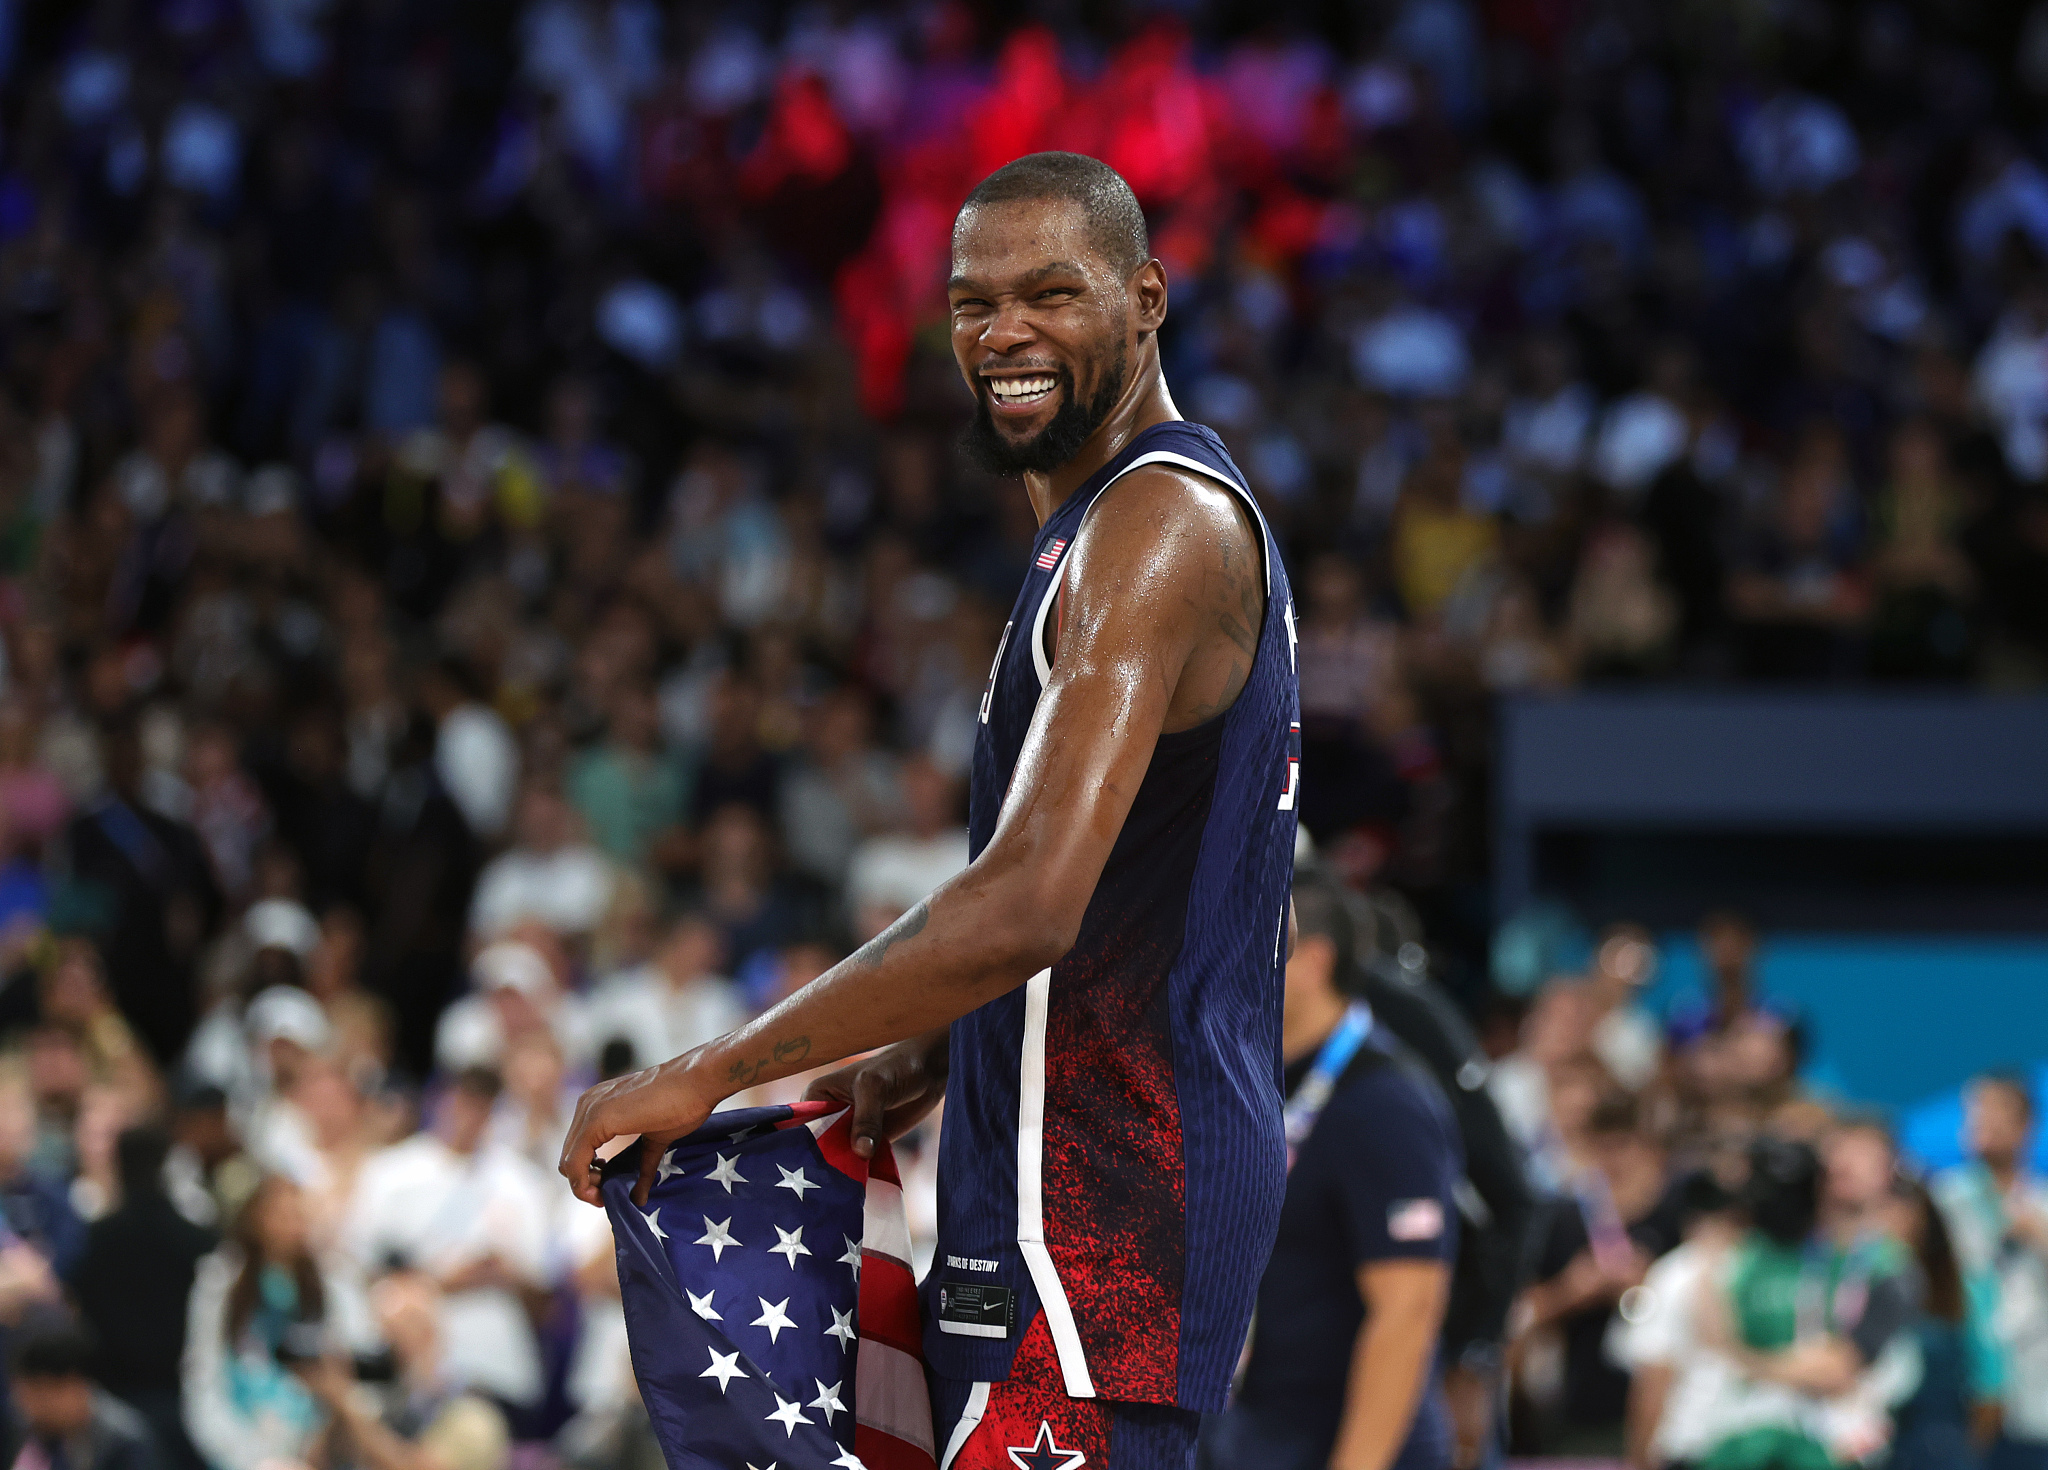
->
[1823, 1126, 1894, 1212]
[1967, 1083, 2031, 1165]
[14, 1376, 91, 1440]
[948, 197, 1142, 476]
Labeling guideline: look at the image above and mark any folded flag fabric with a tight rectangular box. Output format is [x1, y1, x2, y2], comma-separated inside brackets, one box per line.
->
[603, 1101, 937, 1470]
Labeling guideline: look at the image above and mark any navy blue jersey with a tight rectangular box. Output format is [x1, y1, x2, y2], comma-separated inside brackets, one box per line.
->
[926, 420, 1301, 1412]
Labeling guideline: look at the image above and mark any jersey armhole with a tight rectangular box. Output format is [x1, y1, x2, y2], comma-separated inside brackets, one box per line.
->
[1032, 447, 1274, 688]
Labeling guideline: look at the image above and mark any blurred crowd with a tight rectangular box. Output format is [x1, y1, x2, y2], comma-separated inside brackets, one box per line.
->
[0, 0, 2042, 1467]
[1479, 912, 2048, 1470]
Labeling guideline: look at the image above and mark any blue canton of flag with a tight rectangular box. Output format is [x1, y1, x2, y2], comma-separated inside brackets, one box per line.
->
[603, 1102, 934, 1470]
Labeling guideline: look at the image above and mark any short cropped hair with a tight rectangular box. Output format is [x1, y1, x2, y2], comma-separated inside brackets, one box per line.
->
[12, 1316, 95, 1380]
[1290, 867, 1357, 979]
[957, 152, 1150, 279]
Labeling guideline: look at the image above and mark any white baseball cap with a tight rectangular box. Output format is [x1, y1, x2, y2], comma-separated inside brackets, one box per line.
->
[244, 899, 320, 959]
[471, 940, 553, 999]
[246, 985, 332, 1051]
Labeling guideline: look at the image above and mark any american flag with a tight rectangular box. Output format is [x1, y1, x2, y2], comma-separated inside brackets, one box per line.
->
[1034, 538, 1068, 571]
[603, 1102, 935, 1470]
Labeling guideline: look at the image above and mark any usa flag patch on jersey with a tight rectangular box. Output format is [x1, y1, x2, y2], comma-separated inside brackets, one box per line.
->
[1034, 538, 1068, 571]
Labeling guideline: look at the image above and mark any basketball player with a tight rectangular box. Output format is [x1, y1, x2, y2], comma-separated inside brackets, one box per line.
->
[559, 152, 1301, 1470]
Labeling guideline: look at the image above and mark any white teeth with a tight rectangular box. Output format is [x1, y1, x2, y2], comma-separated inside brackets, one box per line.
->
[988, 375, 1056, 402]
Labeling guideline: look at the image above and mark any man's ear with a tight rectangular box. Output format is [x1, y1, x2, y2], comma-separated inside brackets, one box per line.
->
[1132, 259, 1168, 336]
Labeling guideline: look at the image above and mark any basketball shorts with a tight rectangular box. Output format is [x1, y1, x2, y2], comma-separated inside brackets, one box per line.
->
[930, 1315, 1200, 1470]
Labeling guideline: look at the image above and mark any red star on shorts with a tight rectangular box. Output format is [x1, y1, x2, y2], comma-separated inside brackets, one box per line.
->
[1005, 1422, 1086, 1470]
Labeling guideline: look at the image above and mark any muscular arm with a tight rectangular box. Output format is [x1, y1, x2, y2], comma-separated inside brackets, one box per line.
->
[559, 467, 1265, 1202]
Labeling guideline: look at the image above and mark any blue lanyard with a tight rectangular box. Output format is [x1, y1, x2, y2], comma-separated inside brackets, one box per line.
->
[1283, 1001, 1373, 1168]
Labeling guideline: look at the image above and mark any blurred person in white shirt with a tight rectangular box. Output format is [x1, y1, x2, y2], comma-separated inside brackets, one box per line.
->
[184, 899, 321, 1121]
[484, 1029, 576, 1174]
[433, 938, 593, 1075]
[241, 986, 334, 1190]
[1617, 1173, 1745, 1469]
[1488, 978, 1598, 1171]
[418, 659, 519, 845]
[342, 1068, 553, 1409]
[582, 912, 745, 1073]
[466, 784, 614, 944]
[841, 754, 967, 943]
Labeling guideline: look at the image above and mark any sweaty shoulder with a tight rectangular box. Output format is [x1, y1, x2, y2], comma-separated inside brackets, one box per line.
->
[1060, 461, 1266, 729]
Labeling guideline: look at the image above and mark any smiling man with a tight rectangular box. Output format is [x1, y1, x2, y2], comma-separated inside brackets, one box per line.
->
[557, 152, 1301, 1470]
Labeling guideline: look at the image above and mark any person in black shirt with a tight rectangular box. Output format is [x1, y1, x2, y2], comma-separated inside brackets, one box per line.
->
[1201, 880, 1463, 1470]
[1351, 898, 1534, 1466]
[66, 1127, 215, 1470]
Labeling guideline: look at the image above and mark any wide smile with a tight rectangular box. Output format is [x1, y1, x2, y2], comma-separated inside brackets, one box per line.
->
[982, 372, 1061, 419]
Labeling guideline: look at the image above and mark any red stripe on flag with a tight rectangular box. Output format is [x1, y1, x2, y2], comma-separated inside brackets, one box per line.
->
[812, 1109, 867, 1182]
[858, 1254, 923, 1357]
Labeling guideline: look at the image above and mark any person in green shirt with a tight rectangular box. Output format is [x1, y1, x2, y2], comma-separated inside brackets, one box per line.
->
[1703, 1125, 1921, 1470]
[566, 684, 689, 871]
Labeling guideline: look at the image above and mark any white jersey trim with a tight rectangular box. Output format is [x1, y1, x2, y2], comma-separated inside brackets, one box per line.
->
[1016, 966, 1097, 1397]
[1027, 442, 1274, 693]
[938, 1380, 990, 1470]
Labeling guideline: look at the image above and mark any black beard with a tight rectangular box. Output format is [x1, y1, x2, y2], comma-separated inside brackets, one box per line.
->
[961, 344, 1128, 477]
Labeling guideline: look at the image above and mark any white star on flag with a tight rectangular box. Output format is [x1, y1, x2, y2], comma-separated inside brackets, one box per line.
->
[641, 1208, 667, 1241]
[686, 1288, 721, 1321]
[774, 1164, 819, 1201]
[656, 1148, 685, 1184]
[728, 1124, 762, 1144]
[837, 1235, 861, 1278]
[830, 1453, 866, 1469]
[699, 1348, 745, 1393]
[825, 1305, 856, 1351]
[764, 1394, 812, 1437]
[807, 1379, 846, 1425]
[751, 1296, 798, 1343]
[746, 1464, 777, 1470]
[769, 1224, 812, 1268]
[706, 1153, 749, 1192]
[695, 1215, 740, 1262]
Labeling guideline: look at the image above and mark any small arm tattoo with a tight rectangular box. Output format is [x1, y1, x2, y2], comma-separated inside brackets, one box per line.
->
[727, 1035, 812, 1085]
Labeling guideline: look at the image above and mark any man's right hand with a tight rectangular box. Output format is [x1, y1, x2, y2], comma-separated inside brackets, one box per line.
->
[804, 1028, 951, 1158]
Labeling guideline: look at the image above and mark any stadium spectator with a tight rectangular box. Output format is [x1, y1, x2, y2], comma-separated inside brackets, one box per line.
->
[1938, 1073, 2048, 1470]
[182, 1175, 364, 1470]
[296, 1272, 509, 1470]
[0, 1073, 82, 1281]
[466, 785, 615, 945]
[1516, 1092, 1678, 1456]
[70, 1126, 216, 1470]
[1615, 1173, 1744, 1470]
[9, 1315, 161, 1470]
[1886, 1176, 1992, 1470]
[340, 1069, 551, 1412]
[840, 755, 968, 944]
[582, 913, 744, 1075]
[52, 719, 220, 1066]
[433, 938, 592, 1077]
